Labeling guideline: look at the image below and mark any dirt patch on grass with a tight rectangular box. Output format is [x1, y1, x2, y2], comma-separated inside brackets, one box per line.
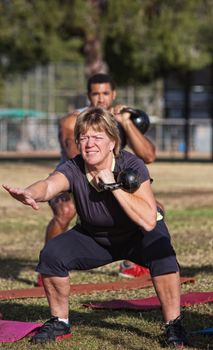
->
[148, 162, 213, 209]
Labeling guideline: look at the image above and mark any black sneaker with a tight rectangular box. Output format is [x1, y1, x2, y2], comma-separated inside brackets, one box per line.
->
[30, 317, 72, 344]
[165, 315, 189, 348]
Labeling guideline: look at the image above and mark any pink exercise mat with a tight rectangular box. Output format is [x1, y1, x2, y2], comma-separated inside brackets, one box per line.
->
[0, 320, 42, 342]
[83, 291, 213, 310]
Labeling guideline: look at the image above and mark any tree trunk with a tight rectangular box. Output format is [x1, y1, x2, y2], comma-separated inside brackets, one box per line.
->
[84, 0, 108, 78]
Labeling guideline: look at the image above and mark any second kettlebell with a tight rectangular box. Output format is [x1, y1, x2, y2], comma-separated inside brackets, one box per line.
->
[121, 107, 150, 134]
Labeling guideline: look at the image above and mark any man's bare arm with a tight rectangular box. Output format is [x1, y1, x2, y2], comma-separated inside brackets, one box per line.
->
[121, 119, 156, 163]
[59, 110, 80, 159]
[112, 105, 156, 164]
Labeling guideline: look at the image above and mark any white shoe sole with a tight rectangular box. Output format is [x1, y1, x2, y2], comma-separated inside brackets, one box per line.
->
[118, 272, 135, 278]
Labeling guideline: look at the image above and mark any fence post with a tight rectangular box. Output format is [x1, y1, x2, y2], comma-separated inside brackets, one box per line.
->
[183, 72, 191, 160]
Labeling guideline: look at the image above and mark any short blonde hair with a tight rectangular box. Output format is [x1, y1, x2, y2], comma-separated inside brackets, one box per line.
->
[74, 107, 121, 157]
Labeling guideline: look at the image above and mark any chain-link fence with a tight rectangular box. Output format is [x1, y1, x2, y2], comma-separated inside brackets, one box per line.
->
[1, 63, 212, 161]
[0, 117, 212, 161]
[1, 63, 164, 118]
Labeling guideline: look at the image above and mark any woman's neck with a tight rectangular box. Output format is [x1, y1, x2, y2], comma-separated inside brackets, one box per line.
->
[86, 154, 114, 175]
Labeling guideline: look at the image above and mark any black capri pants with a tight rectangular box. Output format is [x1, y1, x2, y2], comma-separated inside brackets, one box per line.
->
[36, 218, 179, 278]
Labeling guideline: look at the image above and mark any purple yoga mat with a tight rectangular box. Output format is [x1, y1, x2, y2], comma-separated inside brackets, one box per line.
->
[0, 320, 42, 342]
[83, 291, 213, 310]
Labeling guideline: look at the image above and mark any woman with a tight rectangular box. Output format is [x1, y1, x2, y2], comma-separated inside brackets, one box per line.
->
[2, 107, 188, 347]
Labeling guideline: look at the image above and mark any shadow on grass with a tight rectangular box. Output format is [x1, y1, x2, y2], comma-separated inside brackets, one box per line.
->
[72, 307, 213, 349]
[0, 302, 49, 322]
[0, 257, 37, 285]
[180, 265, 213, 277]
[1, 302, 212, 349]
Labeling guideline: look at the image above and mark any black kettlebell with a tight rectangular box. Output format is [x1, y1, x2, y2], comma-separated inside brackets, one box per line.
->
[98, 168, 141, 193]
[117, 168, 141, 193]
[121, 107, 150, 134]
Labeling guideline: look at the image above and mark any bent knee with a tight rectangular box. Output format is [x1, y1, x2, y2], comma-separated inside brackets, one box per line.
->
[39, 242, 65, 274]
[40, 241, 58, 261]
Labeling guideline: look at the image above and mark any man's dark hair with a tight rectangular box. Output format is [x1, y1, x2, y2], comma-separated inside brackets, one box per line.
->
[87, 73, 116, 93]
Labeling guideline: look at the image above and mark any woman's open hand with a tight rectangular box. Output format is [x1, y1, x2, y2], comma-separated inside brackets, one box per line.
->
[2, 184, 39, 210]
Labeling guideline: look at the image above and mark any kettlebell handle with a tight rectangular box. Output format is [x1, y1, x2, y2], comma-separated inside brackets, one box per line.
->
[121, 107, 137, 115]
[98, 181, 122, 191]
[98, 168, 141, 193]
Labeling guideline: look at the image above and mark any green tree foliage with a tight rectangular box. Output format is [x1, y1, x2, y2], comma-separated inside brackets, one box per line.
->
[104, 0, 213, 83]
[0, 0, 212, 83]
[0, 0, 83, 75]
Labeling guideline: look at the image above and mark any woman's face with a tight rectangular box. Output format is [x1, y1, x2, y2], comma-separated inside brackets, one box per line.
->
[78, 126, 115, 167]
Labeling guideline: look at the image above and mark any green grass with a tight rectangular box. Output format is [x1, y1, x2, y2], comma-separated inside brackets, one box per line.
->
[0, 162, 212, 349]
